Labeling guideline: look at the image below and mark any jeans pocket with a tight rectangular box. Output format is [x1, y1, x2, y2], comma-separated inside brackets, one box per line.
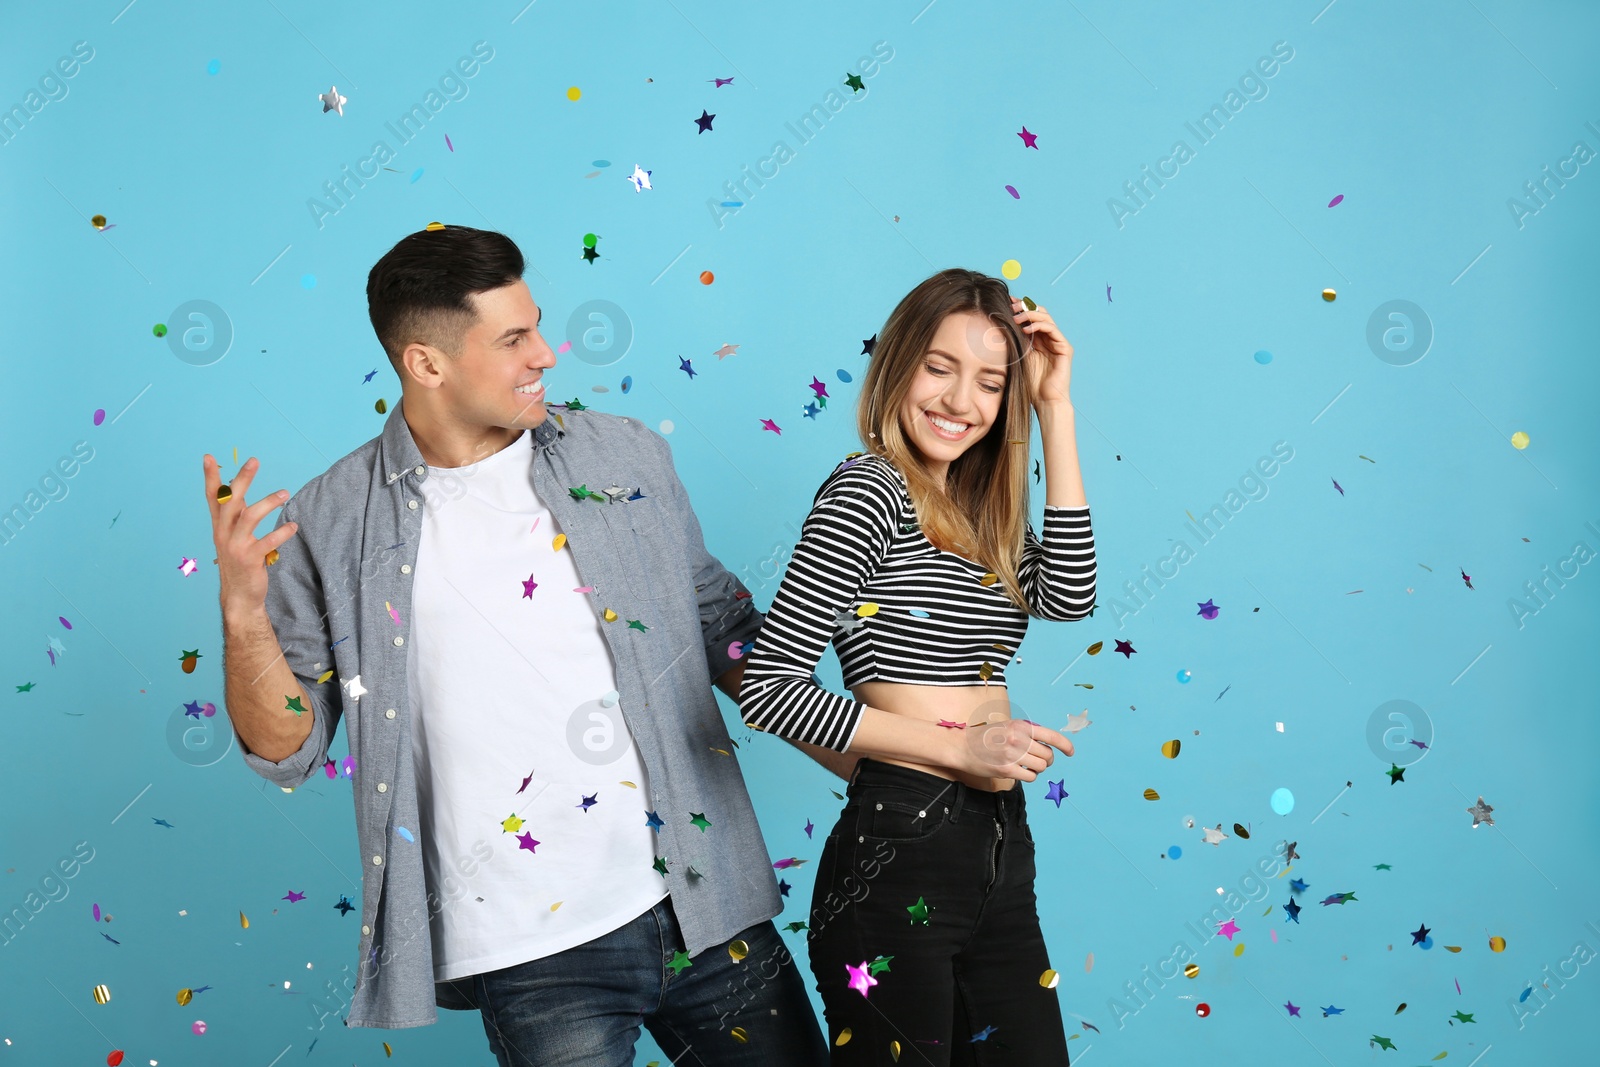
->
[854, 793, 950, 844]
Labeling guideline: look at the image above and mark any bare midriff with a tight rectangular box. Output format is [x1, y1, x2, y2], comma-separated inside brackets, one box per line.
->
[850, 679, 1017, 793]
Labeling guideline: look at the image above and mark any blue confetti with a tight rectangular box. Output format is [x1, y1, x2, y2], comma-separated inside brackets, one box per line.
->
[300, 274, 317, 290]
[908, 609, 930, 618]
[838, 369, 853, 383]
[395, 825, 414, 843]
[206, 59, 220, 76]
[1254, 349, 1273, 365]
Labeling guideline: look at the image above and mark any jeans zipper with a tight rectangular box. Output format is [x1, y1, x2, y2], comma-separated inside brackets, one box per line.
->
[987, 818, 1004, 889]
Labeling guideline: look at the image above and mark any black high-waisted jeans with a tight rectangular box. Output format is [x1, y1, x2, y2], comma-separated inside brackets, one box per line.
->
[806, 758, 1070, 1065]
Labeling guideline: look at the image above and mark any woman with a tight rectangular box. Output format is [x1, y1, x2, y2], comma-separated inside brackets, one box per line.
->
[738, 267, 1096, 1065]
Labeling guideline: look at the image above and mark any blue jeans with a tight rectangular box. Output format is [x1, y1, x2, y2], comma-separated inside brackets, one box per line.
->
[461, 895, 827, 1066]
[806, 759, 1070, 1065]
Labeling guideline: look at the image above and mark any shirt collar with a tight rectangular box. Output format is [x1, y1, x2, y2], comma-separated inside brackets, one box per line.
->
[379, 395, 565, 485]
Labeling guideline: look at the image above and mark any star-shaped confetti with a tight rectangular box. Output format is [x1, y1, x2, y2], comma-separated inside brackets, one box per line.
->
[517, 831, 540, 854]
[867, 955, 894, 975]
[1045, 780, 1067, 807]
[845, 960, 878, 996]
[667, 949, 693, 975]
[653, 856, 669, 876]
[1018, 125, 1038, 148]
[861, 334, 877, 357]
[1410, 923, 1430, 945]
[577, 793, 598, 812]
[1283, 898, 1302, 923]
[777, 878, 791, 897]
[972, 1025, 998, 1042]
[710, 77, 734, 87]
[760, 418, 781, 434]
[1197, 599, 1219, 619]
[283, 890, 306, 903]
[1284, 1000, 1301, 1017]
[689, 812, 711, 832]
[802, 401, 820, 419]
[906, 896, 932, 924]
[1114, 639, 1136, 658]
[627, 164, 653, 192]
[522, 575, 539, 598]
[1321, 1004, 1344, 1016]
[678, 355, 696, 379]
[645, 810, 664, 832]
[1369, 1035, 1396, 1051]
[1387, 764, 1405, 784]
[783, 921, 807, 932]
[844, 73, 865, 92]
[804, 819, 814, 838]
[1289, 877, 1309, 893]
[518, 769, 536, 794]
[151, 818, 174, 828]
[502, 813, 525, 833]
[1450, 1010, 1475, 1024]
[319, 85, 346, 116]
[1320, 892, 1357, 906]
[713, 343, 740, 358]
[334, 896, 355, 916]
[1466, 796, 1494, 827]
[694, 109, 715, 133]
[627, 619, 649, 632]
[1216, 918, 1240, 940]
[285, 694, 306, 716]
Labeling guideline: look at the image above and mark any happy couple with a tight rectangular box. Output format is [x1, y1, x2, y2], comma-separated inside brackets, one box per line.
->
[211, 224, 1095, 1065]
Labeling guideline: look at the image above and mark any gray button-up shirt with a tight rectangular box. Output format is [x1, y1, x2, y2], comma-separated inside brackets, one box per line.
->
[233, 398, 776, 1029]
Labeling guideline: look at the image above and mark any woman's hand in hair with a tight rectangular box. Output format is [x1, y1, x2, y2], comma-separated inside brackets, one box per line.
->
[1012, 297, 1074, 409]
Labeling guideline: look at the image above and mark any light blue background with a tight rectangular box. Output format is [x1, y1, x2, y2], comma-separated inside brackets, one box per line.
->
[1, 0, 1596, 1063]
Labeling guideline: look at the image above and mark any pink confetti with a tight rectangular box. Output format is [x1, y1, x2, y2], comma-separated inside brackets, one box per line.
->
[1328, 194, 1344, 207]
[727, 640, 744, 660]
[93, 409, 105, 426]
[573, 586, 593, 593]
[1270, 928, 1278, 943]
[1004, 185, 1020, 199]
[1455, 978, 1461, 994]
[445, 133, 454, 152]
[557, 341, 572, 354]
[59, 617, 72, 630]
[202, 702, 216, 717]
[93, 903, 101, 922]
[531, 516, 540, 532]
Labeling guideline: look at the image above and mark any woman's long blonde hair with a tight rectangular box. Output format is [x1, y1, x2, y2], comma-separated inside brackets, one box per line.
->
[856, 267, 1041, 616]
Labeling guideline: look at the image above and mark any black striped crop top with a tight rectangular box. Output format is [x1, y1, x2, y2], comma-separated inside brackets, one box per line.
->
[739, 452, 1097, 752]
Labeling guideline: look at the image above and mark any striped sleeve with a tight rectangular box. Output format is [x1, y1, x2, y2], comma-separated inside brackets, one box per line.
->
[1019, 505, 1097, 621]
[738, 459, 899, 752]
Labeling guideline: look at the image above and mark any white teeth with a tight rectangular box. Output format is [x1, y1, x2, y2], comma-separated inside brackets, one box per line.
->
[515, 384, 544, 395]
[928, 414, 968, 434]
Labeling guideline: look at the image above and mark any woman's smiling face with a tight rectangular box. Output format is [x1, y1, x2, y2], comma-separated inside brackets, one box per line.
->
[897, 309, 1010, 486]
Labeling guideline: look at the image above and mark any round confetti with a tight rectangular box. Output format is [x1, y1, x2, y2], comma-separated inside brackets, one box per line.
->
[728, 939, 749, 962]
[93, 408, 105, 425]
[1254, 349, 1273, 364]
[153, 323, 168, 337]
[1489, 935, 1506, 952]
[727, 640, 745, 660]
[699, 270, 715, 285]
[93, 984, 111, 1004]
[979, 573, 999, 587]
[1160, 739, 1181, 759]
[730, 1026, 749, 1043]
[216, 484, 233, 504]
[1176, 669, 1191, 684]
[177, 988, 193, 1006]
[553, 533, 567, 551]
[1321, 288, 1337, 302]
[1143, 788, 1160, 800]
[425, 221, 446, 231]
[557, 340, 572, 353]
[1232, 822, 1250, 839]
[91, 214, 107, 229]
[192, 1020, 207, 1035]
[1233, 943, 1244, 957]
[1039, 968, 1059, 989]
[301, 273, 317, 289]
[1183, 962, 1200, 978]
[1196, 1002, 1211, 1017]
[621, 375, 632, 393]
[1168, 845, 1182, 859]
[593, 159, 610, 168]
[857, 603, 879, 617]
[1270, 787, 1294, 815]
[206, 59, 220, 75]
[376, 398, 388, 415]
[835, 1028, 853, 1046]
[566, 86, 581, 101]
[1510, 431, 1529, 449]
[838, 369, 853, 382]
[1001, 259, 1022, 280]
[1328, 194, 1344, 207]
[583, 233, 598, 248]
[659, 419, 674, 434]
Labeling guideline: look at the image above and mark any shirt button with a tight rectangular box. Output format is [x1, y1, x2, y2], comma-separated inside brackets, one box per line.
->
[377, 783, 387, 793]
[414, 465, 425, 475]
[386, 708, 396, 719]
[400, 564, 411, 574]
[362, 924, 371, 935]
[393, 636, 404, 646]
[407, 500, 418, 510]
[372, 855, 383, 865]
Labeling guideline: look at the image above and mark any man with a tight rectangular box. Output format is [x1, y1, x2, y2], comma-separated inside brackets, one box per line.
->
[207, 225, 844, 1064]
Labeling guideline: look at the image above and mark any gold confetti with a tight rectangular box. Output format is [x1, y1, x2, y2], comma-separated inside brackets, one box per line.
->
[603, 608, 618, 622]
[1233, 943, 1245, 957]
[731, 1027, 749, 1043]
[551, 901, 562, 912]
[857, 602, 879, 617]
[1233, 823, 1250, 840]
[383, 1041, 393, 1057]
[553, 533, 567, 551]
[177, 987, 193, 1006]
[1183, 962, 1200, 978]
[1489, 935, 1507, 952]
[1321, 288, 1337, 301]
[978, 662, 993, 681]
[620, 780, 637, 788]
[93, 984, 111, 1004]
[1086, 641, 1103, 655]
[1143, 788, 1160, 801]
[1444, 945, 1462, 952]
[1022, 296, 1037, 311]
[979, 572, 999, 586]
[91, 214, 108, 229]
[216, 484, 233, 504]
[1511, 431, 1529, 449]
[729, 939, 749, 962]
[317, 669, 334, 684]
[890, 1040, 901, 1061]
[835, 1028, 853, 1046]
[1040, 968, 1060, 989]
[375, 398, 388, 414]
[240, 911, 249, 928]
[1161, 739, 1181, 759]
[425, 221, 446, 231]
[265, 548, 281, 566]
[1395, 1002, 1407, 1014]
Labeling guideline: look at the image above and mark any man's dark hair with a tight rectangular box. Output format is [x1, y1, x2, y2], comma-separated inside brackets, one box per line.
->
[366, 225, 525, 366]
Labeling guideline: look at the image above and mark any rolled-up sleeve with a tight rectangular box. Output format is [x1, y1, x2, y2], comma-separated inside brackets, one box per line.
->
[237, 496, 343, 789]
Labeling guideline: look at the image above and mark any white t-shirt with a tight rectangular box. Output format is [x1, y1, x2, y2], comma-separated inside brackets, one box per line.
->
[407, 429, 668, 982]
